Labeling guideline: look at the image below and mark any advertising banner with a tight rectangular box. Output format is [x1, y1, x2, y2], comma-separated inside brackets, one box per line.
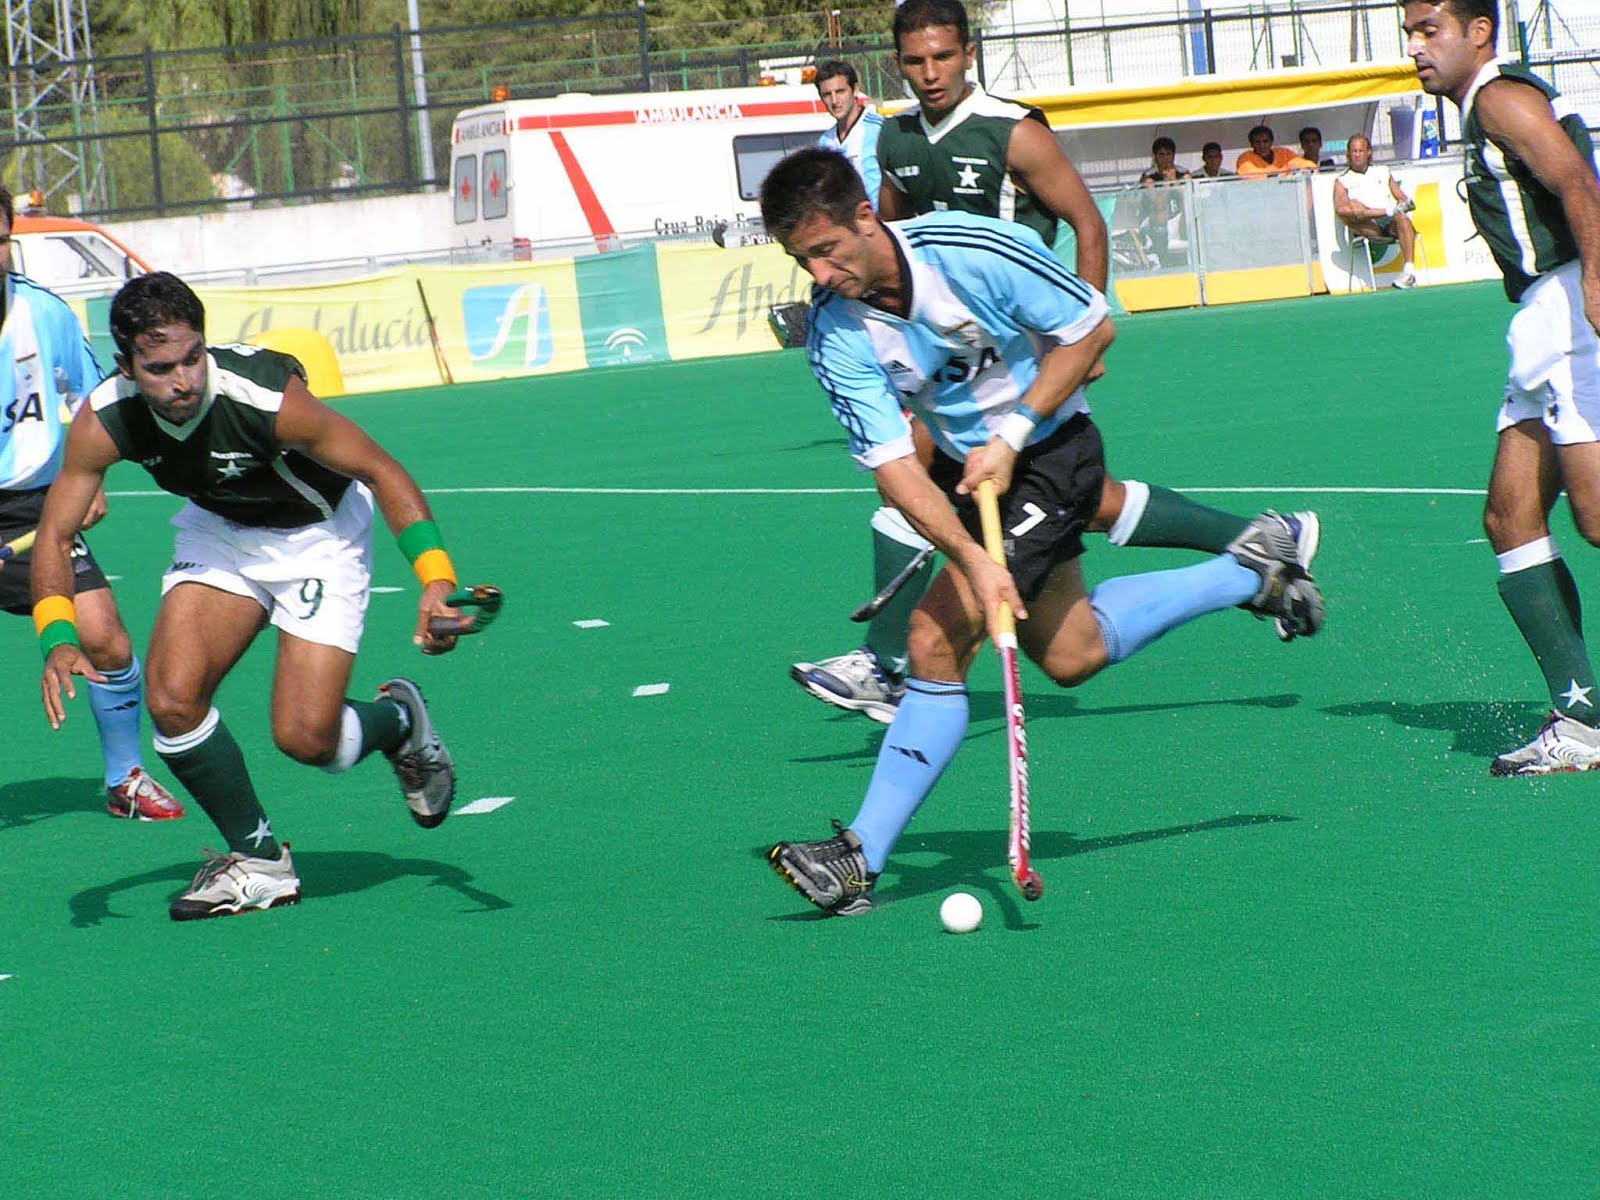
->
[573, 244, 670, 367]
[655, 240, 806, 360]
[1310, 160, 1501, 291]
[198, 273, 444, 394]
[414, 261, 587, 383]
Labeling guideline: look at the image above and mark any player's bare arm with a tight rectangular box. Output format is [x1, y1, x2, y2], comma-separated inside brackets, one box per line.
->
[1006, 117, 1108, 291]
[959, 316, 1116, 499]
[1477, 78, 1600, 333]
[877, 174, 911, 221]
[874, 452, 1027, 637]
[36, 409, 124, 726]
[271, 377, 461, 653]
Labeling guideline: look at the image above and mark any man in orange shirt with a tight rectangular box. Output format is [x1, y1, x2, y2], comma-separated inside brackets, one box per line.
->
[1237, 125, 1310, 176]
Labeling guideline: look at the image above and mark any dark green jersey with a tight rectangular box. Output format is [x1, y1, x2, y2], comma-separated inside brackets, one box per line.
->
[877, 84, 1060, 246]
[90, 344, 352, 527]
[1461, 60, 1596, 301]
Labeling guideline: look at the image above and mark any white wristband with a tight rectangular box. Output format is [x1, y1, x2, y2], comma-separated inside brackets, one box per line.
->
[994, 409, 1039, 453]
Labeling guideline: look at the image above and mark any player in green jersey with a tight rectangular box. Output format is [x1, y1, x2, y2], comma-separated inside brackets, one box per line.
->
[33, 272, 467, 918]
[1405, 0, 1600, 775]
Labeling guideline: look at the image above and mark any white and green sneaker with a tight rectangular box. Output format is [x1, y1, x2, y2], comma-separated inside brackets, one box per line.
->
[170, 845, 301, 922]
[1490, 711, 1600, 777]
[379, 677, 456, 828]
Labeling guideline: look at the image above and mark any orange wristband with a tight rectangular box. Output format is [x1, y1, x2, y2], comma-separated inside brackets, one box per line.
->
[412, 549, 456, 587]
[32, 594, 75, 636]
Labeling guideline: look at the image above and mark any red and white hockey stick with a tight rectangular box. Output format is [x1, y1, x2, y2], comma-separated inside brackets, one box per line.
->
[976, 481, 1043, 902]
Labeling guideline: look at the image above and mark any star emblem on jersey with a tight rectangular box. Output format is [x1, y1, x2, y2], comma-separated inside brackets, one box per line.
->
[217, 459, 248, 480]
[1561, 679, 1593, 708]
[248, 818, 274, 848]
[955, 164, 982, 188]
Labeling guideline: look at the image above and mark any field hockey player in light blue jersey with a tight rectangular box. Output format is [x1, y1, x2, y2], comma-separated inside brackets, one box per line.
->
[760, 147, 1326, 916]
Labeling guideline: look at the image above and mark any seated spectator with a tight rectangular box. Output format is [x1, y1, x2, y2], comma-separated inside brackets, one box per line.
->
[1138, 136, 1191, 266]
[1298, 126, 1338, 169]
[1332, 133, 1418, 288]
[1237, 125, 1303, 176]
[1195, 141, 1236, 178]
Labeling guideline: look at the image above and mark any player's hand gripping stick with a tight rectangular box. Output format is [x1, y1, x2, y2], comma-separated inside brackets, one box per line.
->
[427, 585, 504, 638]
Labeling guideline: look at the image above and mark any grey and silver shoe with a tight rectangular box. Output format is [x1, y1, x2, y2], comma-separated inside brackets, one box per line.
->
[768, 821, 877, 915]
[1490, 710, 1600, 776]
[789, 646, 905, 724]
[1272, 511, 1321, 641]
[1226, 511, 1325, 640]
[170, 845, 301, 921]
[380, 677, 456, 828]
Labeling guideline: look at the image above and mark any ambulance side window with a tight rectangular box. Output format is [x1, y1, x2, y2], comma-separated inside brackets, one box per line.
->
[734, 132, 823, 201]
[482, 152, 508, 220]
[453, 154, 478, 223]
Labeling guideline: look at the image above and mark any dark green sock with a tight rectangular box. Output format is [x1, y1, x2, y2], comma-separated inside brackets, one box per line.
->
[157, 715, 280, 858]
[865, 527, 933, 678]
[1498, 559, 1599, 723]
[1124, 485, 1250, 553]
[345, 696, 408, 760]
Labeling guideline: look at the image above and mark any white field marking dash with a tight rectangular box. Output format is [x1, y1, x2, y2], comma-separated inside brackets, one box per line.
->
[633, 683, 671, 698]
[0, 974, 11, 983]
[455, 795, 515, 816]
[574, 619, 610, 629]
[372, 586, 405, 594]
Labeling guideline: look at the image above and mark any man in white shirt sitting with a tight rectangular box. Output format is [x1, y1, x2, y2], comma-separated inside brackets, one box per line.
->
[1333, 133, 1419, 287]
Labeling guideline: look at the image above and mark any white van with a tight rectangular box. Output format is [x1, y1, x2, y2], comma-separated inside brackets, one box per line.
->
[448, 85, 831, 252]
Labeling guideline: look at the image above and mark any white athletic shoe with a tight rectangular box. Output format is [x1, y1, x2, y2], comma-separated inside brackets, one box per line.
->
[169, 845, 301, 921]
[789, 646, 905, 724]
[1489, 711, 1600, 777]
[1274, 511, 1321, 642]
[1393, 272, 1418, 290]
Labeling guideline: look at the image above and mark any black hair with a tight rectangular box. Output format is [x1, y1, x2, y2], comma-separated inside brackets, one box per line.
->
[1202, 141, 1223, 155]
[815, 59, 858, 90]
[1438, 0, 1499, 41]
[759, 148, 870, 246]
[1299, 126, 1322, 142]
[1151, 136, 1177, 155]
[1248, 124, 1274, 142]
[893, 0, 971, 50]
[0, 187, 13, 228]
[110, 271, 206, 359]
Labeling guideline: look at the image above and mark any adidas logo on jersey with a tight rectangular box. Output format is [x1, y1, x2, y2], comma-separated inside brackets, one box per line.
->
[885, 359, 914, 376]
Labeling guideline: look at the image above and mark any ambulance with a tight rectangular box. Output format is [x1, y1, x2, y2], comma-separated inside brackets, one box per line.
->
[447, 85, 832, 252]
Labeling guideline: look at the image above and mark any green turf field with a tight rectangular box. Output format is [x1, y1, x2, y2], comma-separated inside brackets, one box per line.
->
[5, 281, 1599, 1198]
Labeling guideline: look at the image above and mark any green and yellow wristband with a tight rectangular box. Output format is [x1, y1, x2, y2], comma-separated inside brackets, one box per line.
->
[397, 519, 456, 587]
[33, 595, 79, 658]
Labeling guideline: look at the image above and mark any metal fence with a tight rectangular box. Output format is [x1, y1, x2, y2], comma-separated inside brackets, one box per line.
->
[1, 1, 1585, 222]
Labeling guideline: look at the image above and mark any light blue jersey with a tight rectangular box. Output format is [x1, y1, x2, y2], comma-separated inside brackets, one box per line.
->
[818, 107, 884, 213]
[0, 273, 102, 491]
[806, 211, 1108, 468]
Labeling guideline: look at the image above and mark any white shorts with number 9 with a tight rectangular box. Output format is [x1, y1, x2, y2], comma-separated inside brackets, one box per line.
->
[1497, 259, 1600, 445]
[160, 482, 374, 654]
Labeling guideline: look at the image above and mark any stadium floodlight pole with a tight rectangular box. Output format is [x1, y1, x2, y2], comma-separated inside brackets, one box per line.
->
[406, 0, 436, 185]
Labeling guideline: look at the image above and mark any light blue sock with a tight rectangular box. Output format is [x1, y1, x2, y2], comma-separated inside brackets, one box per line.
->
[850, 679, 968, 873]
[87, 656, 144, 788]
[1090, 554, 1259, 665]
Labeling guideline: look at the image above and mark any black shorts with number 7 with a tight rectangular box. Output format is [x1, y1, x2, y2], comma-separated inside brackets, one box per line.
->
[928, 412, 1106, 603]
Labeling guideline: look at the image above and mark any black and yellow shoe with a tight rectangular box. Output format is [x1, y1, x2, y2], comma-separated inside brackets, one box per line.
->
[768, 821, 877, 916]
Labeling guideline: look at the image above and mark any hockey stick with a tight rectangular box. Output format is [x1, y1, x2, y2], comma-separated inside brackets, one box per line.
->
[427, 584, 504, 638]
[0, 528, 37, 563]
[415, 279, 455, 386]
[975, 481, 1042, 902]
[849, 545, 934, 623]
